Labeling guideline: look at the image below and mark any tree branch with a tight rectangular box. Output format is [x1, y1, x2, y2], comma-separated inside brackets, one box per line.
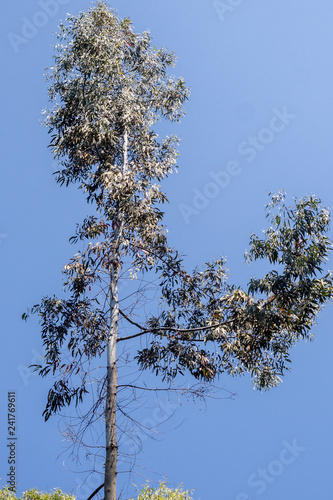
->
[118, 307, 236, 342]
[118, 384, 189, 392]
[86, 483, 104, 500]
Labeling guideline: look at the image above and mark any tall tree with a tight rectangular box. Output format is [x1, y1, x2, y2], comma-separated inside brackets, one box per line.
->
[26, 3, 333, 500]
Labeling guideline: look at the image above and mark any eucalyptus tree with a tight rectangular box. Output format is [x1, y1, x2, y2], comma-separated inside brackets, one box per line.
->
[26, 3, 333, 500]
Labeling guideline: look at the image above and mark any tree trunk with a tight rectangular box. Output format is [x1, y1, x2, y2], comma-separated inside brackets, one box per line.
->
[104, 128, 128, 500]
[104, 270, 119, 500]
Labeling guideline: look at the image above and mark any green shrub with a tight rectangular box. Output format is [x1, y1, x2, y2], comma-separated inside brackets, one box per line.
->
[135, 483, 193, 500]
[1, 483, 193, 500]
[0, 488, 17, 500]
[0, 490, 74, 500]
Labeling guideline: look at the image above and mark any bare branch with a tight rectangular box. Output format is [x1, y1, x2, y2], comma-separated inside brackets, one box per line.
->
[86, 483, 104, 500]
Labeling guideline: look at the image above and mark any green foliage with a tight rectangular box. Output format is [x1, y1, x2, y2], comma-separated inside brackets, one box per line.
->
[0, 490, 74, 500]
[136, 192, 333, 390]
[45, 0, 189, 257]
[0, 488, 16, 500]
[0, 486, 192, 500]
[134, 483, 193, 500]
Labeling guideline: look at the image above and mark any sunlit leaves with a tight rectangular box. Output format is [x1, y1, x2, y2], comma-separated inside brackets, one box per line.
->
[137, 194, 333, 390]
[0, 488, 75, 500]
[44, 2, 190, 278]
[135, 483, 193, 500]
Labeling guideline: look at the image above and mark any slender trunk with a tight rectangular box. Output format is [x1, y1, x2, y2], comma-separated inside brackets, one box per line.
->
[104, 128, 128, 500]
[105, 270, 119, 500]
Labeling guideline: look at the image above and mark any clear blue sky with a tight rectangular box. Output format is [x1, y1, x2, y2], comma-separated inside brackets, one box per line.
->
[1, 1, 333, 499]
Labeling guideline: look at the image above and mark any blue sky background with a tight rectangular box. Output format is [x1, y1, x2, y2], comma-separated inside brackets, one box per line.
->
[1, 1, 333, 499]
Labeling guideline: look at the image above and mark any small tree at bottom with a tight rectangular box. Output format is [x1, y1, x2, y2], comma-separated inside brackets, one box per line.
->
[135, 483, 192, 500]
